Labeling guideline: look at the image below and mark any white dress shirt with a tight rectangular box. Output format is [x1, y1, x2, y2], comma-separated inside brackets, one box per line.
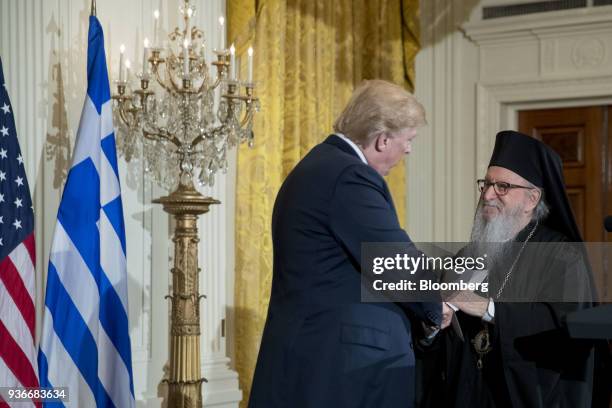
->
[335, 133, 368, 165]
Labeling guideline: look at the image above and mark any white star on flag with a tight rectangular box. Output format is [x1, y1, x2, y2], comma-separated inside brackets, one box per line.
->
[17, 154, 23, 165]
[1, 51, 40, 399]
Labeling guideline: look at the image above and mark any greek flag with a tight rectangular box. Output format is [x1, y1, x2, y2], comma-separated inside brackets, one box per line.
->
[38, 15, 134, 408]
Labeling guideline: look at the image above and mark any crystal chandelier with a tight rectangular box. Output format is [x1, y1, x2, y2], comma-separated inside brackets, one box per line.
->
[112, 0, 259, 191]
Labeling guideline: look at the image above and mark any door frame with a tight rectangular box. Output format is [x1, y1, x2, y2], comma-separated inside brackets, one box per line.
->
[475, 76, 612, 181]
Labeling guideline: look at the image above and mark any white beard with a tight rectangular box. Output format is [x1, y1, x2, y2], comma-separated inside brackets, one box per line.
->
[470, 199, 524, 243]
[469, 199, 525, 265]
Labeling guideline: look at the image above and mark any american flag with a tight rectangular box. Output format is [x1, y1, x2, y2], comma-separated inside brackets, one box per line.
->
[0, 57, 40, 406]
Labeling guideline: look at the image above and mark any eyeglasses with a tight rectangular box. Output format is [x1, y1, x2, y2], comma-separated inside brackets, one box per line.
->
[476, 179, 534, 196]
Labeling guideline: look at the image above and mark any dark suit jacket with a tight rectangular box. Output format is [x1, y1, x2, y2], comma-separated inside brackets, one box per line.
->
[248, 135, 442, 408]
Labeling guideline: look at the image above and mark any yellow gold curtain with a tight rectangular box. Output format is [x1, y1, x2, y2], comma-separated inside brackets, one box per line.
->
[230, 1, 420, 405]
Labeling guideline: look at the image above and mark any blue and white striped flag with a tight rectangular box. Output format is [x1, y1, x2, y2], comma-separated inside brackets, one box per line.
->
[38, 15, 134, 408]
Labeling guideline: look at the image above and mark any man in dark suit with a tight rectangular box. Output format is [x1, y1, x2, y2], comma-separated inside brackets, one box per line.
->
[248, 79, 449, 408]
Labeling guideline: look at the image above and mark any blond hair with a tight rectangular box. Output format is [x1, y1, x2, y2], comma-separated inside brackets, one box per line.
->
[333, 79, 426, 146]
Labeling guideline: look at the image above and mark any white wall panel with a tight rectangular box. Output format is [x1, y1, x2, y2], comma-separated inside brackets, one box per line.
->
[411, 0, 480, 242]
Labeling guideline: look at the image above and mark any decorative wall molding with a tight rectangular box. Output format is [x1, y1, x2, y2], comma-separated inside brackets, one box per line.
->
[467, 5, 612, 178]
[465, 6, 612, 82]
[464, 6, 612, 43]
[475, 76, 612, 178]
[571, 38, 606, 69]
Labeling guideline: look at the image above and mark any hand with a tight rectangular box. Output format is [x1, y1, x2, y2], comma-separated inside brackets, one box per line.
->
[448, 291, 488, 318]
[441, 302, 453, 329]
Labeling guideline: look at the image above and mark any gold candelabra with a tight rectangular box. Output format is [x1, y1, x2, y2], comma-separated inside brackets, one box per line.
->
[111, 1, 258, 406]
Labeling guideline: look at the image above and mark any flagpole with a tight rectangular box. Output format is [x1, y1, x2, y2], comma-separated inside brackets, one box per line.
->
[91, 0, 96, 16]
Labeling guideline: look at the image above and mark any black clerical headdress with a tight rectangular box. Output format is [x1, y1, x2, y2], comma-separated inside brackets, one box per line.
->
[488, 130, 583, 242]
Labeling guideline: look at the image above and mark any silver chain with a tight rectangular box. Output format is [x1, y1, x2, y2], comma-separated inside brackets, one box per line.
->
[494, 220, 539, 299]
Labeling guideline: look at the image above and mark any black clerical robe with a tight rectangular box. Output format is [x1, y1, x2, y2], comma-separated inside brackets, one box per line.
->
[418, 222, 595, 408]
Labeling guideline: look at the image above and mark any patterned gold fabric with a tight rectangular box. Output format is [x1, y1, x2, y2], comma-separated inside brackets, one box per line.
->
[230, 1, 420, 405]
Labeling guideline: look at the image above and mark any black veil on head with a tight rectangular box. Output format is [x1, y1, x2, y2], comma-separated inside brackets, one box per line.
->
[488, 130, 583, 242]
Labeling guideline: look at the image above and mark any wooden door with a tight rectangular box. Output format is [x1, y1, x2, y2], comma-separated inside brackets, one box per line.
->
[519, 106, 607, 242]
[520, 106, 612, 408]
[519, 106, 611, 301]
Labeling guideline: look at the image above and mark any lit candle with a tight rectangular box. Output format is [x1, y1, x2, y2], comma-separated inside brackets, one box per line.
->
[229, 44, 236, 80]
[153, 10, 160, 47]
[218, 16, 225, 51]
[247, 46, 254, 82]
[183, 39, 190, 77]
[143, 38, 150, 76]
[119, 44, 125, 81]
[236, 56, 241, 81]
[185, 7, 192, 42]
[125, 59, 131, 81]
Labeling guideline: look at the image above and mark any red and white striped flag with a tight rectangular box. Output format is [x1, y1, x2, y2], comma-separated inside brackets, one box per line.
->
[0, 57, 40, 407]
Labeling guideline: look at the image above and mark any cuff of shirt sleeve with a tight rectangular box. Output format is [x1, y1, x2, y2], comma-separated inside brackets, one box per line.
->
[446, 302, 459, 312]
[482, 299, 495, 323]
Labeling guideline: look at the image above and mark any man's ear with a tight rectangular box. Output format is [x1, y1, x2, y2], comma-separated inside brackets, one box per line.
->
[374, 132, 388, 152]
[526, 188, 542, 212]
